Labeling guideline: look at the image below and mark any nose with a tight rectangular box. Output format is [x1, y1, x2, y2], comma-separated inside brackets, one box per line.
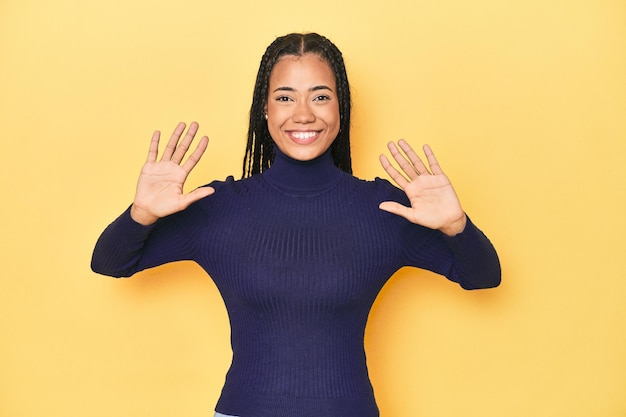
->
[292, 101, 315, 123]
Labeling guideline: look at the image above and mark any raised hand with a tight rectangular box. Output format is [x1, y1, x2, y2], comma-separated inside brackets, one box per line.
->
[379, 140, 467, 236]
[130, 122, 215, 225]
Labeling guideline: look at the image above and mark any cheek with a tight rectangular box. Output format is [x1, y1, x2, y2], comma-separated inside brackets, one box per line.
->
[267, 121, 280, 140]
[327, 106, 341, 130]
[267, 102, 287, 121]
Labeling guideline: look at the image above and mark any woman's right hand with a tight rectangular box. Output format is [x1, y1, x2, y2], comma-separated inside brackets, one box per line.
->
[130, 122, 215, 225]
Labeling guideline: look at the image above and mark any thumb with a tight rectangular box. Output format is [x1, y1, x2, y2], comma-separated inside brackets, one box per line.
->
[181, 186, 215, 208]
[378, 201, 412, 221]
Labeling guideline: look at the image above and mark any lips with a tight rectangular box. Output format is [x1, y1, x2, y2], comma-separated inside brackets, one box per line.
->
[287, 130, 321, 145]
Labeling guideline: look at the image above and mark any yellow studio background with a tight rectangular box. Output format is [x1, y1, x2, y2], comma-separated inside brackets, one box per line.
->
[1, 0, 624, 416]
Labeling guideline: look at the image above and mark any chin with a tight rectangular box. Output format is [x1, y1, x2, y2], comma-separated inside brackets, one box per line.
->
[276, 142, 328, 161]
[288, 150, 323, 161]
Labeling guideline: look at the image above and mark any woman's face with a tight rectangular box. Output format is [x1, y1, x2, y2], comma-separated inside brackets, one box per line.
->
[265, 53, 340, 161]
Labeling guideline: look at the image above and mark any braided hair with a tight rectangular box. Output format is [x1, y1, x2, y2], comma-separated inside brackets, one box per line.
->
[242, 33, 352, 178]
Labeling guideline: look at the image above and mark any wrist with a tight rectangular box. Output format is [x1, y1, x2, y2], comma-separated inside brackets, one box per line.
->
[440, 214, 467, 236]
[130, 204, 158, 226]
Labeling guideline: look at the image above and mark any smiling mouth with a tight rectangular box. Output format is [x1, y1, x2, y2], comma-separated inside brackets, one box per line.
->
[288, 130, 320, 145]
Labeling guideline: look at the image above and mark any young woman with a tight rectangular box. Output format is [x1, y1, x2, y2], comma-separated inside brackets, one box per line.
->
[92, 33, 501, 417]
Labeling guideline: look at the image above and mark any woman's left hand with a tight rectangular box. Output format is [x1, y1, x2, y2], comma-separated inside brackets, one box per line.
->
[379, 140, 467, 236]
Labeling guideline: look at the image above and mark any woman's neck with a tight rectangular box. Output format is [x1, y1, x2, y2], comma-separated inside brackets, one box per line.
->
[261, 147, 343, 195]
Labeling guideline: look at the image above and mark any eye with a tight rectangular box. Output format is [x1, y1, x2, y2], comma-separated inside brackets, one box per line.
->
[275, 95, 293, 102]
[313, 95, 331, 102]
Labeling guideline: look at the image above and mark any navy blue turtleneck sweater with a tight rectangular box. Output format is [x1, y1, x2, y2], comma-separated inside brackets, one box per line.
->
[91, 148, 500, 417]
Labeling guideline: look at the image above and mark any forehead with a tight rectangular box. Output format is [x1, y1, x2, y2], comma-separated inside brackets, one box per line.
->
[269, 54, 336, 87]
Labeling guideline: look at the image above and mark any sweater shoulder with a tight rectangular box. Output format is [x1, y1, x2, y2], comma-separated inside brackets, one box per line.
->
[196, 175, 263, 204]
[343, 174, 410, 205]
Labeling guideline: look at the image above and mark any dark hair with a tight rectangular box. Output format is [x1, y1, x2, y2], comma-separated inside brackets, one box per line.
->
[242, 33, 352, 178]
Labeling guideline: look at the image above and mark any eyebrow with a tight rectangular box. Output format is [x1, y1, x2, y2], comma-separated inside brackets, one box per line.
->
[273, 85, 334, 93]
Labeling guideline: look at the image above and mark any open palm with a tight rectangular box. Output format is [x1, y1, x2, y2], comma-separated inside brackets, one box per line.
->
[131, 122, 214, 225]
[379, 140, 467, 236]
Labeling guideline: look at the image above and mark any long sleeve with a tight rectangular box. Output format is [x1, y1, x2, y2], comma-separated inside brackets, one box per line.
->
[90, 205, 197, 278]
[91, 207, 154, 277]
[397, 214, 501, 290]
[374, 178, 501, 290]
[440, 217, 501, 289]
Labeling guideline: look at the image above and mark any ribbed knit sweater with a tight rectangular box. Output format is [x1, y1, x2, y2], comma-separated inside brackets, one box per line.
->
[91, 148, 501, 417]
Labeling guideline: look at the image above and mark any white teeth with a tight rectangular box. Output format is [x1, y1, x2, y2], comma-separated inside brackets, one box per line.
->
[291, 131, 317, 139]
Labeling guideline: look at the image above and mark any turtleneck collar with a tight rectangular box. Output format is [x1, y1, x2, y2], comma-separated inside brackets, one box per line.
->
[261, 146, 343, 195]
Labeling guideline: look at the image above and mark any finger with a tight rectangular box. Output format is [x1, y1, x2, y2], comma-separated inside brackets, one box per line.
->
[398, 139, 430, 175]
[161, 122, 187, 161]
[379, 154, 409, 189]
[378, 201, 412, 221]
[423, 144, 444, 175]
[180, 186, 215, 208]
[171, 121, 200, 164]
[181, 135, 209, 173]
[186, 187, 215, 204]
[147, 130, 161, 163]
[387, 141, 420, 180]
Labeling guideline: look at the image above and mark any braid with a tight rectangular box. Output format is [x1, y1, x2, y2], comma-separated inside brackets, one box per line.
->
[317, 40, 352, 175]
[242, 33, 353, 178]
